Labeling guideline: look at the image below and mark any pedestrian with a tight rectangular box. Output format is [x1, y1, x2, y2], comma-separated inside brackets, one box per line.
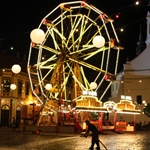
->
[84, 120, 100, 150]
[12, 117, 16, 130]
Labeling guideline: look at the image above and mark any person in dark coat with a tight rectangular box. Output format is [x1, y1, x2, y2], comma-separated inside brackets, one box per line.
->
[12, 117, 16, 130]
[84, 120, 100, 150]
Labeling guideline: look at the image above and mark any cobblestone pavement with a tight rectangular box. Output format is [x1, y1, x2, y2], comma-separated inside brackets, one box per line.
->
[0, 127, 150, 150]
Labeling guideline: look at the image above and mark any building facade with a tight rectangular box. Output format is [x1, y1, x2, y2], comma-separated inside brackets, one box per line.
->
[0, 68, 40, 126]
[111, 11, 150, 123]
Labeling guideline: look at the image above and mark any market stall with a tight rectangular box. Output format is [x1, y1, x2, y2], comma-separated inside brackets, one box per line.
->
[115, 95, 141, 132]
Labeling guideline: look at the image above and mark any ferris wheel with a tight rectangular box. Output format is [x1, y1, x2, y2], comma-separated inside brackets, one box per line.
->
[27, 1, 123, 111]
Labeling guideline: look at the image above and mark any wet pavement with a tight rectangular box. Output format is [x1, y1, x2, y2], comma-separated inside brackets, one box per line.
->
[0, 127, 150, 150]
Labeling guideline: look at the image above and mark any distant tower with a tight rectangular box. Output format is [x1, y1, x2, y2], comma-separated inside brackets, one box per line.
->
[146, 11, 150, 47]
[136, 25, 145, 56]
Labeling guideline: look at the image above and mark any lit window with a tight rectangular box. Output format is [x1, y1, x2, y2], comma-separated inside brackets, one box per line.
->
[3, 79, 11, 93]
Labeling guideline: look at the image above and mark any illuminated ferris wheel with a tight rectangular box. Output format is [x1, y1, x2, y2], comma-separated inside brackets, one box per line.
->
[27, 1, 123, 110]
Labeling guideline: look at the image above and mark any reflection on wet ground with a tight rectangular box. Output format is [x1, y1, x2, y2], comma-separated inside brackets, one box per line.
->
[0, 128, 150, 150]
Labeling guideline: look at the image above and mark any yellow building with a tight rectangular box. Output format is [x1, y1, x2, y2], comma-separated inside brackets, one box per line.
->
[0, 51, 39, 127]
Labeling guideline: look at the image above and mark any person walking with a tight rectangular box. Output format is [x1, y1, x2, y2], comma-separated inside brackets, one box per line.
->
[12, 117, 16, 131]
[84, 120, 100, 150]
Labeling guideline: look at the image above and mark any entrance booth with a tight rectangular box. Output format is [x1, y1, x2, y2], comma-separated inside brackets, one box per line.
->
[115, 96, 141, 132]
[102, 101, 117, 131]
[75, 95, 108, 133]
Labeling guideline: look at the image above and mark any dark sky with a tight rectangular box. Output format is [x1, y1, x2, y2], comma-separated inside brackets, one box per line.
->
[0, 0, 149, 71]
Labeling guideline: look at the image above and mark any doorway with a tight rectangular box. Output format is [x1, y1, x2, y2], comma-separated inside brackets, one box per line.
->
[1, 105, 9, 126]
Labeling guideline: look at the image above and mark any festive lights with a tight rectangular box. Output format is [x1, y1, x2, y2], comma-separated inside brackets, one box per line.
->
[30, 28, 45, 44]
[11, 64, 21, 74]
[92, 35, 105, 48]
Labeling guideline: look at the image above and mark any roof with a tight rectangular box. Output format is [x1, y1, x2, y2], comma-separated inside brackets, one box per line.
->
[129, 44, 150, 71]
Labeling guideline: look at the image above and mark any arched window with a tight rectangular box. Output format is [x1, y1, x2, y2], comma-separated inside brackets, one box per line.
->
[2, 105, 9, 110]
[16, 106, 21, 111]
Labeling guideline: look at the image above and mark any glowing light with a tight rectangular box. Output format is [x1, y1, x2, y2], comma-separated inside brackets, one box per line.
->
[75, 29, 79, 32]
[30, 28, 45, 44]
[45, 84, 52, 90]
[10, 47, 14, 50]
[121, 95, 132, 100]
[115, 14, 119, 18]
[135, 1, 139, 5]
[11, 64, 21, 74]
[142, 100, 146, 104]
[90, 82, 97, 89]
[120, 28, 124, 32]
[92, 35, 105, 48]
[82, 91, 97, 96]
[10, 84, 17, 90]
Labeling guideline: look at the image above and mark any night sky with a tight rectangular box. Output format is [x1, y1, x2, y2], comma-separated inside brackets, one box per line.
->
[0, 0, 148, 71]
[0, 0, 149, 100]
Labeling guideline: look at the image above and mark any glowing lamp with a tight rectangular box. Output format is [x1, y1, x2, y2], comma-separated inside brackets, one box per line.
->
[10, 84, 17, 90]
[90, 82, 97, 89]
[45, 84, 52, 90]
[11, 64, 21, 74]
[30, 28, 45, 44]
[92, 35, 105, 48]
[105, 74, 110, 81]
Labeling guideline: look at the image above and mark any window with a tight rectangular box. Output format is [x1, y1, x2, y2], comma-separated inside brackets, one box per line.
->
[18, 80, 22, 95]
[25, 82, 30, 96]
[3, 78, 11, 93]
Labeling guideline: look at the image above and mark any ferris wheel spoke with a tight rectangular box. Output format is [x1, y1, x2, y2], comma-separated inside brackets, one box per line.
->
[69, 45, 94, 55]
[68, 57, 106, 74]
[48, 29, 61, 50]
[66, 15, 83, 46]
[66, 62, 85, 91]
[68, 22, 93, 51]
[83, 47, 109, 60]
[39, 45, 58, 54]
[35, 54, 57, 67]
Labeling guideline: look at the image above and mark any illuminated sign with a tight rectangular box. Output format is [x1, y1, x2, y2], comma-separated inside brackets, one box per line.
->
[83, 91, 97, 96]
[121, 95, 132, 100]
